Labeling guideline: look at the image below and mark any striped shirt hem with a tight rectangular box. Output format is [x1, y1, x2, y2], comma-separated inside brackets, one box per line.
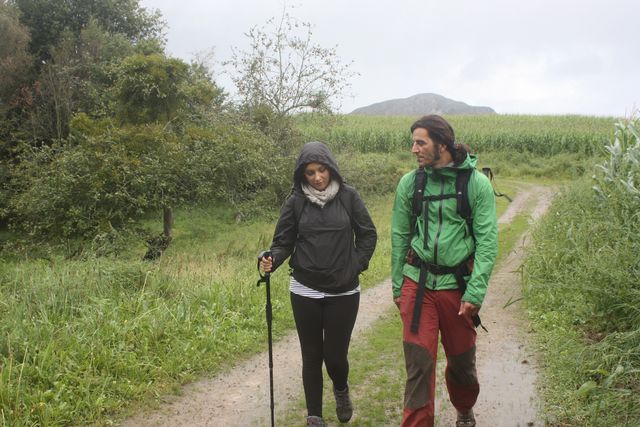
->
[289, 276, 360, 299]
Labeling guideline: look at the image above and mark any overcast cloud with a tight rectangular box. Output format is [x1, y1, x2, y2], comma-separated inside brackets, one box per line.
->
[139, 0, 639, 117]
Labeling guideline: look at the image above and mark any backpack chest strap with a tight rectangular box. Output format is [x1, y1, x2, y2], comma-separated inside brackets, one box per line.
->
[424, 193, 458, 202]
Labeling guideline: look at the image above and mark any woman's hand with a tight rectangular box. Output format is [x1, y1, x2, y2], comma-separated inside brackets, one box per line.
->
[260, 256, 273, 273]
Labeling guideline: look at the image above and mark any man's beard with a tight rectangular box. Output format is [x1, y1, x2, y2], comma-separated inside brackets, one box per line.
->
[432, 142, 442, 163]
[421, 142, 441, 167]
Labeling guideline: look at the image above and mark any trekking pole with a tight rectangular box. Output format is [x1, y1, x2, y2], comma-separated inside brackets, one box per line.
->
[256, 250, 275, 427]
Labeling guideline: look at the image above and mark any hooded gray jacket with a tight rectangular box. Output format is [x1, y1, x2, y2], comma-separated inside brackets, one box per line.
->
[269, 141, 377, 293]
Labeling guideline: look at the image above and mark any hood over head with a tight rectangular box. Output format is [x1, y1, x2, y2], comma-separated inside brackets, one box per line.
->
[293, 141, 343, 188]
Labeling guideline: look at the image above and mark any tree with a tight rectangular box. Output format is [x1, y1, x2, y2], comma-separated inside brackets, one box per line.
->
[225, 7, 356, 116]
[112, 53, 226, 248]
[112, 53, 190, 244]
[0, 2, 32, 107]
[0, 2, 33, 224]
[181, 57, 227, 126]
[114, 53, 189, 125]
[114, 53, 226, 127]
[1, 2, 165, 147]
[10, 0, 164, 60]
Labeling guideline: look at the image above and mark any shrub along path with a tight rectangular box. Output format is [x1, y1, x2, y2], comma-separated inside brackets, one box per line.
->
[121, 185, 554, 427]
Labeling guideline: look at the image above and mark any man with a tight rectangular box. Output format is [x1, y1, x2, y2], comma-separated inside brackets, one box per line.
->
[391, 115, 498, 427]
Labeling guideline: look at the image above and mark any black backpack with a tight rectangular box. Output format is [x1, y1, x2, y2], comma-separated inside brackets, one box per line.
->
[410, 166, 509, 246]
[410, 167, 475, 247]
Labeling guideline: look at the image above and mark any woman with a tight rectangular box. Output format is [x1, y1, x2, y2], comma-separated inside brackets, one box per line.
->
[260, 141, 377, 426]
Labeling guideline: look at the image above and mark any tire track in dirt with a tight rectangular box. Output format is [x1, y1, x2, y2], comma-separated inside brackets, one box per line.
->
[121, 184, 554, 427]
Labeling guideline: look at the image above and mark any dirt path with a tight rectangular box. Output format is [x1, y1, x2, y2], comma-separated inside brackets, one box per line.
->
[121, 184, 554, 427]
[435, 184, 554, 427]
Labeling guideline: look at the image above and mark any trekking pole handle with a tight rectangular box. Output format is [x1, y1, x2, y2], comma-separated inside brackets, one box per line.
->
[258, 250, 272, 259]
[257, 251, 272, 285]
[258, 251, 272, 266]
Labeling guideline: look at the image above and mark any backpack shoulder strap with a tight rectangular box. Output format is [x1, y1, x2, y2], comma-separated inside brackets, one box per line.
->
[455, 168, 475, 243]
[293, 192, 306, 228]
[410, 168, 426, 235]
[456, 168, 473, 220]
[338, 185, 354, 227]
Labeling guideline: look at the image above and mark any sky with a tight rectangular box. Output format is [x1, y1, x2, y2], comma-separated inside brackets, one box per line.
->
[139, 0, 639, 117]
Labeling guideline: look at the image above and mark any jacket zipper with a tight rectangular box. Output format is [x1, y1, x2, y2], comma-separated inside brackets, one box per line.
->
[431, 177, 445, 289]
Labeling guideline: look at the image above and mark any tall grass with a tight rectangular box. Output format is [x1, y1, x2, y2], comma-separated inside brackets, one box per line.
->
[298, 114, 612, 182]
[297, 114, 616, 156]
[523, 118, 640, 426]
[0, 214, 289, 425]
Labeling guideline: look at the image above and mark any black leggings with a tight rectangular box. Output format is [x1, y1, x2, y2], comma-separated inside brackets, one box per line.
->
[290, 292, 360, 418]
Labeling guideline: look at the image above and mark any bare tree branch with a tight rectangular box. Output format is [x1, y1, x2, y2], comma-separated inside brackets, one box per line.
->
[224, 6, 356, 116]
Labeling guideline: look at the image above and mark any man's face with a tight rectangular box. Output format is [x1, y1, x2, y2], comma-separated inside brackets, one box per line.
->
[411, 127, 444, 168]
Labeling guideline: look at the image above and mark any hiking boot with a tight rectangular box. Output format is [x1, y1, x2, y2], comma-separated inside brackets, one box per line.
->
[333, 385, 353, 423]
[306, 415, 325, 426]
[456, 409, 476, 427]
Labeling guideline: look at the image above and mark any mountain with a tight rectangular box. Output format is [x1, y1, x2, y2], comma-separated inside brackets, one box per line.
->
[350, 93, 496, 116]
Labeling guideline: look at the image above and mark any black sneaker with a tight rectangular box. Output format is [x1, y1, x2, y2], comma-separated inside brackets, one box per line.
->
[306, 415, 326, 426]
[333, 385, 353, 423]
[456, 409, 476, 427]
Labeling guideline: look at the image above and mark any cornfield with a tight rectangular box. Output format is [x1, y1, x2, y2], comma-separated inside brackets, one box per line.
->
[296, 114, 617, 156]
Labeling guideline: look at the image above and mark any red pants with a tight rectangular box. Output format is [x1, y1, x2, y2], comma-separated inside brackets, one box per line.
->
[399, 277, 479, 427]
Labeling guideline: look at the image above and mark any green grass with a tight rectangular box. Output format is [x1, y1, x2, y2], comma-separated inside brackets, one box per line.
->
[0, 208, 284, 426]
[523, 177, 640, 426]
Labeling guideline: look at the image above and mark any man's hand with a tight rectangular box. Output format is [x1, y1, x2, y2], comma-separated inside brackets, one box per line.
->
[394, 297, 401, 309]
[458, 301, 479, 317]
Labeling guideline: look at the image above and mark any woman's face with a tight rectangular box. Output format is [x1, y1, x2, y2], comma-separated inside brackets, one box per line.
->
[304, 162, 331, 191]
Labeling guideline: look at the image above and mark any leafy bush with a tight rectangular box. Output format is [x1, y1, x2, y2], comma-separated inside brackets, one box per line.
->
[336, 151, 408, 194]
[7, 114, 283, 239]
[592, 118, 640, 224]
[9, 118, 177, 237]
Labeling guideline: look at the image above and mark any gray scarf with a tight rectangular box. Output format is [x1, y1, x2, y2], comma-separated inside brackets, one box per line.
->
[302, 180, 340, 207]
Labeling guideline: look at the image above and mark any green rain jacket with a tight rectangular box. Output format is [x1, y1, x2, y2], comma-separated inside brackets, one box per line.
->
[391, 154, 498, 306]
